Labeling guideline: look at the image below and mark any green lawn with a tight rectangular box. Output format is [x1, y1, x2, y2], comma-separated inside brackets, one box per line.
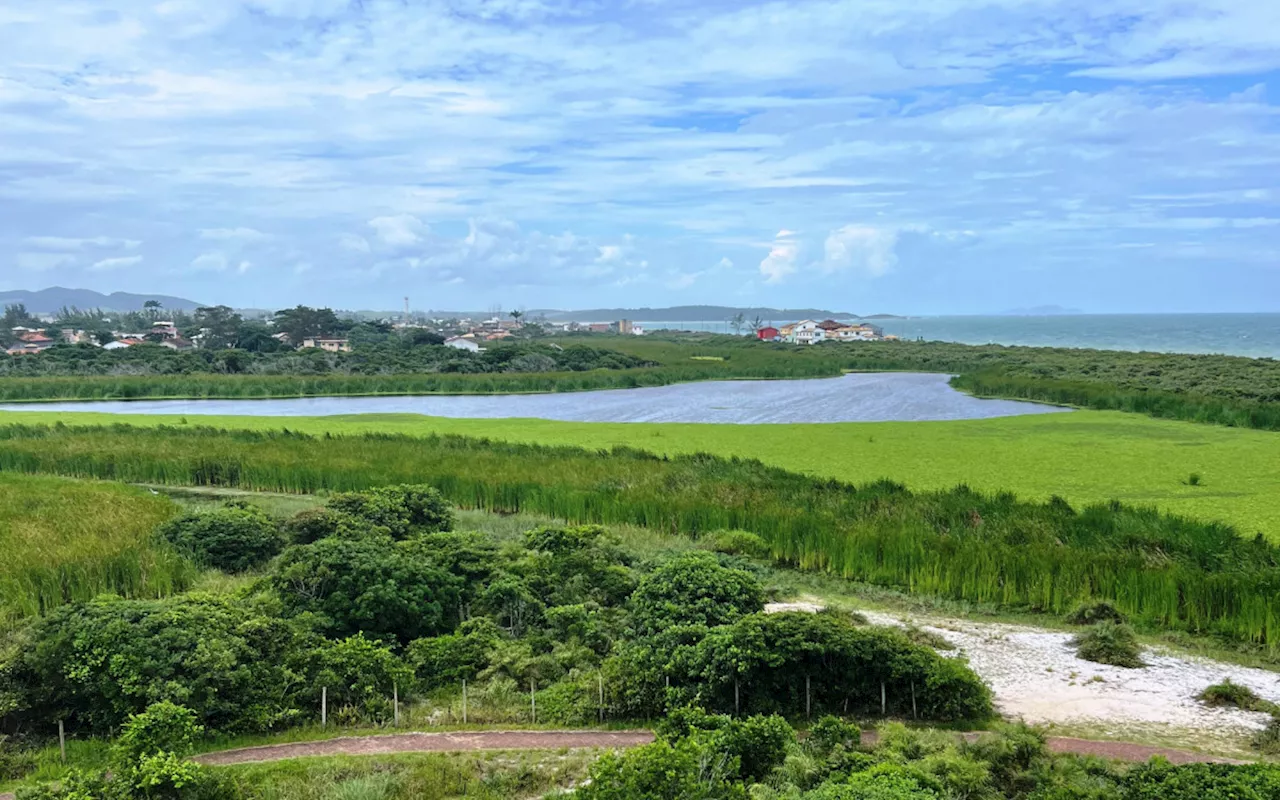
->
[3, 408, 1278, 537]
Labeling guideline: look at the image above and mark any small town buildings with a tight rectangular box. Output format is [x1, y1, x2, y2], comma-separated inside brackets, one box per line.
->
[150, 321, 179, 339]
[588, 323, 610, 334]
[791, 321, 825, 345]
[300, 337, 352, 353]
[756, 326, 780, 341]
[6, 340, 56, 355]
[160, 337, 195, 351]
[102, 341, 132, 350]
[613, 320, 634, 335]
[444, 336, 482, 353]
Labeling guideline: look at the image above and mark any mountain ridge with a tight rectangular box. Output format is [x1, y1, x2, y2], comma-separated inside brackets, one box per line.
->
[0, 287, 204, 314]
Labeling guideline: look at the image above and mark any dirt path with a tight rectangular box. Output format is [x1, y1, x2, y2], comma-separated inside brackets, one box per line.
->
[192, 730, 657, 766]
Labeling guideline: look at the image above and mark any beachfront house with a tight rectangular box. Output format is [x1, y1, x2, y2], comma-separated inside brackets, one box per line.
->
[792, 321, 826, 345]
[756, 326, 780, 341]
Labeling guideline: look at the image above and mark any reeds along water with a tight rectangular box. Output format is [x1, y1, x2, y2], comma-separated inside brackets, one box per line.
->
[1, 422, 1277, 647]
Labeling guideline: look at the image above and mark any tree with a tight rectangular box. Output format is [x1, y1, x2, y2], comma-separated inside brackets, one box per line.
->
[191, 305, 243, 349]
[630, 552, 763, 634]
[510, 309, 524, 326]
[325, 484, 454, 539]
[270, 537, 462, 643]
[730, 313, 747, 335]
[750, 316, 764, 334]
[143, 300, 163, 322]
[273, 305, 343, 346]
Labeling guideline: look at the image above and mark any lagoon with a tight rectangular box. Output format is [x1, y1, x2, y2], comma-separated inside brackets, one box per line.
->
[0, 372, 1070, 424]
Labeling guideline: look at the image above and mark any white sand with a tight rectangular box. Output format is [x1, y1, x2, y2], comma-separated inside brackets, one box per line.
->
[764, 602, 1280, 737]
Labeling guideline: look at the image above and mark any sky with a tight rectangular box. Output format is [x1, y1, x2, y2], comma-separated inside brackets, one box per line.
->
[1, 1, 1279, 314]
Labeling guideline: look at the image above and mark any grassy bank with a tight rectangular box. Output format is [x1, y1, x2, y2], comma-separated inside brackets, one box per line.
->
[0, 473, 192, 622]
[2, 422, 1278, 648]
[2, 408, 1276, 537]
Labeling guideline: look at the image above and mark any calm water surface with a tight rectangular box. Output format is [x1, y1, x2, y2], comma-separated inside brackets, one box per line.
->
[1, 373, 1070, 424]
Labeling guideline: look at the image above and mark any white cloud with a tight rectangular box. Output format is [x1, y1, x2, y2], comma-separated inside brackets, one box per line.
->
[822, 225, 900, 277]
[23, 236, 141, 251]
[369, 215, 428, 247]
[190, 252, 228, 272]
[759, 230, 801, 283]
[200, 227, 268, 242]
[16, 252, 75, 272]
[90, 255, 144, 271]
[339, 234, 371, 253]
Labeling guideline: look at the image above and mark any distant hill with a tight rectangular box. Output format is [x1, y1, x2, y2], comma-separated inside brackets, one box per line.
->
[535, 306, 860, 322]
[0, 287, 203, 314]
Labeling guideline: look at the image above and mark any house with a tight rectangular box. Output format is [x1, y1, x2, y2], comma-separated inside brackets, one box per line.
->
[6, 341, 56, 355]
[790, 320, 825, 345]
[102, 341, 132, 351]
[445, 336, 481, 353]
[613, 320, 633, 335]
[18, 332, 53, 344]
[631, 325, 645, 336]
[150, 321, 179, 339]
[756, 326, 780, 341]
[160, 337, 195, 351]
[301, 337, 352, 353]
[484, 331, 513, 341]
[588, 323, 610, 334]
[817, 320, 845, 333]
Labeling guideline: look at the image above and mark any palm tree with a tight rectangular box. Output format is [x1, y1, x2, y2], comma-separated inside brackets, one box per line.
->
[730, 313, 746, 335]
[509, 309, 524, 326]
[144, 300, 163, 322]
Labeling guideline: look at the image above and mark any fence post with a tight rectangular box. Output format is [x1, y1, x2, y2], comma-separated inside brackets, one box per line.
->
[58, 720, 66, 763]
[322, 686, 327, 728]
[734, 679, 740, 716]
[806, 675, 811, 720]
[530, 679, 537, 724]
[393, 682, 400, 727]
[462, 679, 468, 725]
[598, 674, 605, 724]
[911, 682, 917, 720]
[880, 683, 886, 716]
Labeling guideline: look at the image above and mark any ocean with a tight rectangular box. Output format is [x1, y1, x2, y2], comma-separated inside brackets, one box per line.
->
[637, 313, 1280, 359]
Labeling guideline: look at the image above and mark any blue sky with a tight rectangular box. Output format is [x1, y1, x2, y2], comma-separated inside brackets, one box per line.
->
[1, 0, 1278, 314]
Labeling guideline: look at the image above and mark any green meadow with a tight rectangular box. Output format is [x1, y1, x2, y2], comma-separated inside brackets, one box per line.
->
[2, 407, 1278, 538]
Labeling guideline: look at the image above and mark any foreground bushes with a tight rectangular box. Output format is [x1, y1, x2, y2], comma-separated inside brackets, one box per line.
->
[158, 504, 282, 573]
[3, 423, 1279, 648]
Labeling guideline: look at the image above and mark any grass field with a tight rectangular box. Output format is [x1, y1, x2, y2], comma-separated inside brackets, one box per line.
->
[2, 408, 1277, 537]
[0, 472, 192, 622]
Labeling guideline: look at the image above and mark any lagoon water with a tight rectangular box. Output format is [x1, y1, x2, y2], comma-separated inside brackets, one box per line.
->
[0, 373, 1071, 424]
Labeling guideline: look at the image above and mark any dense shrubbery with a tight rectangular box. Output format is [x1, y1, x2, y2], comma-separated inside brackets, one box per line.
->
[158, 503, 282, 573]
[4, 423, 1279, 649]
[574, 718, 1280, 800]
[0, 482, 986, 746]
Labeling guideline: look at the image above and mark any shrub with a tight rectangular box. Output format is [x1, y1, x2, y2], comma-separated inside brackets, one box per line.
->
[0, 735, 36, 782]
[308, 634, 413, 723]
[574, 737, 745, 800]
[1071, 622, 1144, 668]
[8, 595, 309, 733]
[1064, 601, 1127, 626]
[270, 537, 462, 644]
[806, 763, 941, 799]
[718, 714, 794, 783]
[630, 552, 764, 634]
[158, 504, 282, 573]
[408, 618, 503, 687]
[281, 508, 344, 544]
[807, 716, 861, 756]
[1187, 473, 1202, 487]
[1197, 680, 1276, 713]
[702, 530, 771, 559]
[114, 702, 204, 762]
[326, 484, 453, 539]
[902, 625, 956, 651]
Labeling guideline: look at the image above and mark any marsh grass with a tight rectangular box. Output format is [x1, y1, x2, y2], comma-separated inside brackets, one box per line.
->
[0, 472, 194, 622]
[3, 422, 1280, 648]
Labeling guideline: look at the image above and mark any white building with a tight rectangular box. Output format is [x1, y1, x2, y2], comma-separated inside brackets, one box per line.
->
[445, 336, 482, 353]
[791, 320, 826, 345]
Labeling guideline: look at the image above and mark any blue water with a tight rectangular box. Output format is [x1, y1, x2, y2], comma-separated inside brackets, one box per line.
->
[0, 374, 1069, 424]
[640, 313, 1280, 359]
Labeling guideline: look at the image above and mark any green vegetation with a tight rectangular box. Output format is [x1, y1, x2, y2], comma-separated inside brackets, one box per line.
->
[1071, 622, 1146, 668]
[2, 424, 1279, 651]
[579, 718, 1280, 799]
[4, 407, 1275, 539]
[0, 473, 193, 623]
[159, 503, 283, 573]
[1065, 601, 1128, 626]
[1197, 680, 1278, 715]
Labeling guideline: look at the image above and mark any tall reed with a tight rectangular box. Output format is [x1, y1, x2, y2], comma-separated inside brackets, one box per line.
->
[2, 422, 1276, 647]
